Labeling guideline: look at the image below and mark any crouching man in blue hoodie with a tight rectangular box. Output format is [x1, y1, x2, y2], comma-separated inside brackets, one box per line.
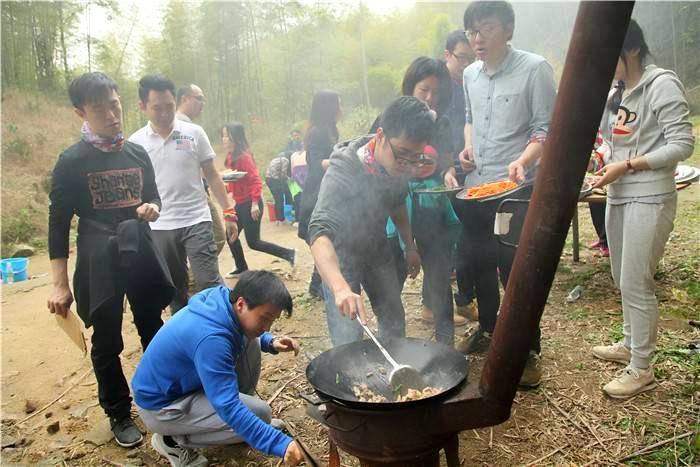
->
[131, 271, 305, 466]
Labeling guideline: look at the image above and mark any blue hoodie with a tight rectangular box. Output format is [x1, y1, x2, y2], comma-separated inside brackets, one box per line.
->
[131, 286, 292, 458]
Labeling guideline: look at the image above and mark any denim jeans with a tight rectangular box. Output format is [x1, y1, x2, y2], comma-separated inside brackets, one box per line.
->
[322, 242, 406, 347]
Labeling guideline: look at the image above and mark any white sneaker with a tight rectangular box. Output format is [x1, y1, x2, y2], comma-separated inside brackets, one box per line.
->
[603, 366, 656, 399]
[151, 433, 208, 467]
[592, 341, 631, 364]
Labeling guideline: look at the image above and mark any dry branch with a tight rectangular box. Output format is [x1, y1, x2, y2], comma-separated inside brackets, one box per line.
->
[616, 431, 693, 462]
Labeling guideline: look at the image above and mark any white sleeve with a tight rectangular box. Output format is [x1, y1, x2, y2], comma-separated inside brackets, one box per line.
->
[196, 127, 216, 163]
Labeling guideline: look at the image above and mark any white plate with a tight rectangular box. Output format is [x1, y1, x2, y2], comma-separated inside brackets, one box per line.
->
[675, 165, 700, 184]
[222, 171, 247, 182]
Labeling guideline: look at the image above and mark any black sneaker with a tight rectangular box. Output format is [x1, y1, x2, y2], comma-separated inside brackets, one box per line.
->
[110, 416, 143, 448]
[456, 326, 492, 354]
[225, 268, 247, 279]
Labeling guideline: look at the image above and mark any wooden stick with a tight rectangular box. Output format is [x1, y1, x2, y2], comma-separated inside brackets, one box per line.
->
[523, 445, 567, 467]
[542, 391, 587, 435]
[617, 431, 693, 462]
[267, 374, 302, 406]
[578, 414, 610, 453]
[100, 458, 125, 467]
[18, 367, 93, 424]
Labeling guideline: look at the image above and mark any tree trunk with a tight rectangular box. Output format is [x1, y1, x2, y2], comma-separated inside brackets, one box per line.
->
[58, 2, 71, 87]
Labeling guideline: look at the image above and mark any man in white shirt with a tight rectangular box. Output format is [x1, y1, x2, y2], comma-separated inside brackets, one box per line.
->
[130, 74, 238, 313]
[175, 83, 226, 255]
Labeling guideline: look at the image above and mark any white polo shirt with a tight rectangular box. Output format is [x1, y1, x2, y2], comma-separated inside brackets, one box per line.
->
[129, 119, 215, 230]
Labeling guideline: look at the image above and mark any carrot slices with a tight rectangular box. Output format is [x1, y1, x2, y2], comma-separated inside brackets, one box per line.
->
[466, 180, 518, 199]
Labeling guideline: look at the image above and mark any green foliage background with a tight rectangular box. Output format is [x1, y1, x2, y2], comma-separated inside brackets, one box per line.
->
[2, 1, 699, 162]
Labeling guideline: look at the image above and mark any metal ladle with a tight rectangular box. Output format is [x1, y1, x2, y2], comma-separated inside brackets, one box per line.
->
[355, 316, 426, 394]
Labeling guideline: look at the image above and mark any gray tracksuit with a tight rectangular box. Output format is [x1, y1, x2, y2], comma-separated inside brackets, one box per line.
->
[600, 65, 694, 368]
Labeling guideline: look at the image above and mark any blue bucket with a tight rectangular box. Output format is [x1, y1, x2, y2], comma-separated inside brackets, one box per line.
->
[0, 258, 29, 284]
[284, 204, 294, 222]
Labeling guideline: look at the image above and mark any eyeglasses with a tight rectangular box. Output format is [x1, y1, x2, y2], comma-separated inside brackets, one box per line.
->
[388, 140, 434, 168]
[192, 95, 206, 102]
[465, 24, 499, 40]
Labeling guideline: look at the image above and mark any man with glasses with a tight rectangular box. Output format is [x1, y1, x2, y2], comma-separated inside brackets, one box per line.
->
[442, 29, 479, 325]
[175, 84, 206, 123]
[309, 96, 435, 346]
[175, 84, 227, 258]
[443, 29, 476, 187]
[445, 1, 556, 388]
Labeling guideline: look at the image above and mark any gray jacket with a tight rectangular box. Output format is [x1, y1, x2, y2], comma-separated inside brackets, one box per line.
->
[601, 65, 695, 199]
[308, 136, 408, 258]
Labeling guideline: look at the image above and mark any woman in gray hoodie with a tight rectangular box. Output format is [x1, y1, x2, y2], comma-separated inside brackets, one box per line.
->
[590, 20, 695, 399]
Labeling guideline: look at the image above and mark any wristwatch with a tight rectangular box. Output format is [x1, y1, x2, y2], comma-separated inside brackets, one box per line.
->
[626, 159, 636, 173]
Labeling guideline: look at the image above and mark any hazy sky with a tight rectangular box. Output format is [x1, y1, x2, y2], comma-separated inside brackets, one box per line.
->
[82, 0, 416, 42]
[74, 0, 416, 71]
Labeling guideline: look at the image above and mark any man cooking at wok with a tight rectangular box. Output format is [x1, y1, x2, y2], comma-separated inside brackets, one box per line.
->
[308, 96, 436, 346]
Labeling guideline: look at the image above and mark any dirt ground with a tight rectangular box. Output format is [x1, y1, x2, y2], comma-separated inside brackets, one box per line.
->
[1, 189, 698, 466]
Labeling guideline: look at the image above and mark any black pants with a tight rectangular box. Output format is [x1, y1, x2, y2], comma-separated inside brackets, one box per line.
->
[458, 186, 540, 353]
[389, 215, 456, 346]
[265, 178, 293, 222]
[454, 230, 476, 306]
[588, 201, 607, 247]
[293, 193, 302, 223]
[228, 199, 294, 270]
[91, 291, 163, 420]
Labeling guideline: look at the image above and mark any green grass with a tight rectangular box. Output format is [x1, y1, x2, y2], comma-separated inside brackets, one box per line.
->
[616, 417, 697, 465]
[690, 115, 700, 127]
[565, 262, 611, 289]
[1, 208, 40, 245]
[608, 322, 624, 342]
[653, 345, 700, 395]
[626, 438, 695, 466]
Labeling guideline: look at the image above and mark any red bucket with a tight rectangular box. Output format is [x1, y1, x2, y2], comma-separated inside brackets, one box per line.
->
[266, 202, 277, 222]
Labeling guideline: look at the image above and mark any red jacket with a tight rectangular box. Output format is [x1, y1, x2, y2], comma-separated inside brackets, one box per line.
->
[225, 151, 262, 204]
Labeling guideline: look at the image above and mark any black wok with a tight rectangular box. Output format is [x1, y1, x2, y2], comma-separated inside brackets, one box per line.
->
[306, 337, 468, 410]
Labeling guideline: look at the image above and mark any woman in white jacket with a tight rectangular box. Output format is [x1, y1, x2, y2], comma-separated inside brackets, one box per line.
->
[590, 19, 695, 399]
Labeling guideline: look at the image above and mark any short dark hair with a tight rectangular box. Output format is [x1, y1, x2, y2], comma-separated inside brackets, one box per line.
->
[380, 96, 436, 143]
[445, 29, 469, 53]
[229, 270, 293, 316]
[463, 1, 515, 38]
[176, 84, 194, 107]
[68, 72, 119, 110]
[401, 56, 452, 115]
[138, 74, 176, 103]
